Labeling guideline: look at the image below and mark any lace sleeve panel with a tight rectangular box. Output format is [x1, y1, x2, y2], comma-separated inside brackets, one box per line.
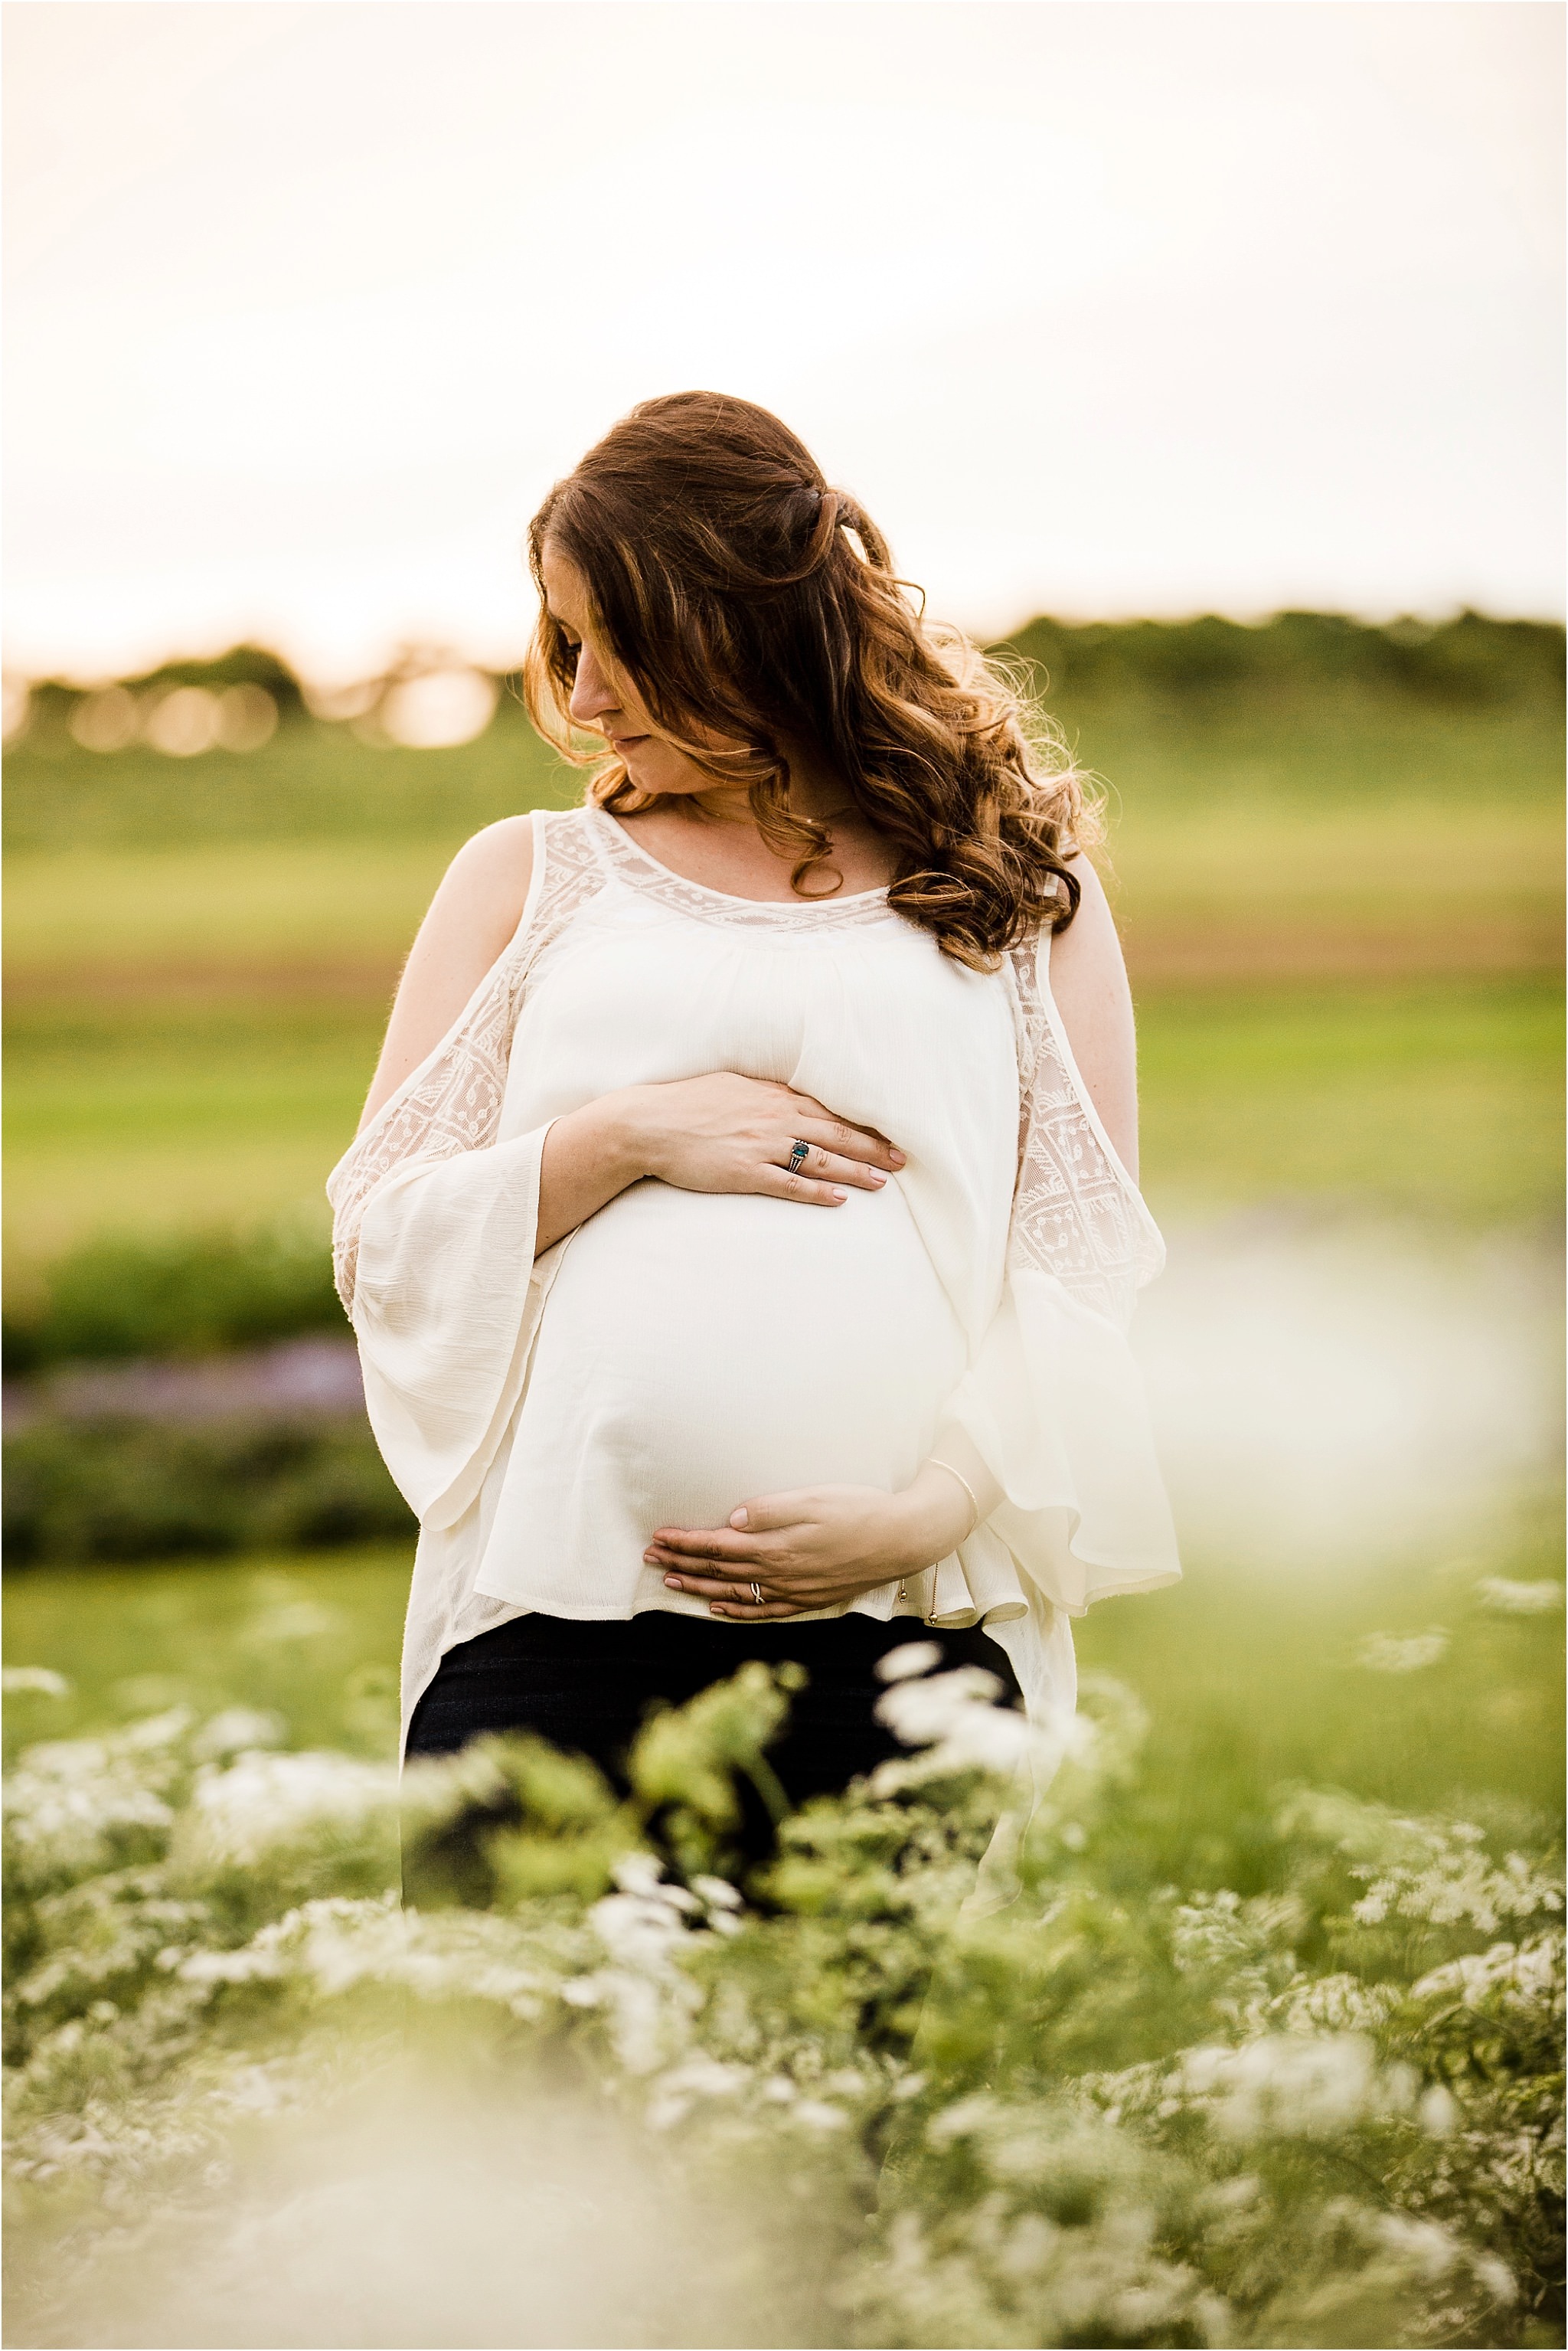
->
[325, 809, 605, 1313]
[1004, 923, 1165, 1331]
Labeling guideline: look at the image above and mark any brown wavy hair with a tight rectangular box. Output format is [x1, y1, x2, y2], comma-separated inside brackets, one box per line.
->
[524, 391, 1093, 967]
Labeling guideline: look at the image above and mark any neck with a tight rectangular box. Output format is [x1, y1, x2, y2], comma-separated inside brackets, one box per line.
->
[677, 744, 853, 834]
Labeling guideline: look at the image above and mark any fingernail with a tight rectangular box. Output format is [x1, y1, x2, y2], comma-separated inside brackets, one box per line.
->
[869, 1172, 886, 1186]
[663, 1574, 681, 1588]
[830, 1189, 846, 1202]
[890, 1149, 906, 1164]
[730, 1509, 749, 1529]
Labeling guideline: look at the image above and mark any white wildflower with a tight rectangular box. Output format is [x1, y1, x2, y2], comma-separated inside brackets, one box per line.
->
[5, 1712, 191, 1878]
[1279, 1973, 1400, 2035]
[1418, 2084, 1460, 2135]
[1475, 1577, 1564, 1614]
[1370, 2211, 1463, 2281]
[926, 2093, 1000, 2144]
[2, 1666, 70, 1698]
[191, 1708, 286, 1761]
[590, 1881, 699, 1969]
[1276, 1786, 1449, 1868]
[874, 1640, 944, 1684]
[790, 2099, 849, 2131]
[1171, 1889, 1302, 1977]
[688, 1873, 742, 1910]
[1354, 1846, 1563, 1933]
[1355, 1628, 1449, 1673]
[564, 1964, 695, 2074]
[1411, 1934, 1565, 2013]
[180, 1750, 396, 1869]
[873, 1666, 1039, 1774]
[1176, 2033, 1416, 2140]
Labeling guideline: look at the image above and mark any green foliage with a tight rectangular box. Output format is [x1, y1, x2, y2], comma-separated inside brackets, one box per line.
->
[1008, 609, 1565, 718]
[2, 1218, 342, 1372]
[4, 1660, 1561, 2348]
[5, 675, 572, 854]
[7, 614, 1560, 858]
[3, 1415, 411, 1568]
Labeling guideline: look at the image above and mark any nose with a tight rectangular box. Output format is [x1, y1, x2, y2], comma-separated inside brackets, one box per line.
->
[568, 643, 617, 729]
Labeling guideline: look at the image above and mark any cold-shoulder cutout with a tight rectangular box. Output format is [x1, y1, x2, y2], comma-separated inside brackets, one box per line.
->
[358, 814, 537, 1132]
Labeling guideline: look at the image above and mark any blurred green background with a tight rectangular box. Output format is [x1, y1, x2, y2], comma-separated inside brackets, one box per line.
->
[5, 612, 1563, 1855]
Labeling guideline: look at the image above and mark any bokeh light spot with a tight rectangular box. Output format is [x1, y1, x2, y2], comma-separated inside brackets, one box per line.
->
[214, 685, 278, 753]
[69, 686, 139, 753]
[144, 686, 221, 757]
[378, 669, 497, 750]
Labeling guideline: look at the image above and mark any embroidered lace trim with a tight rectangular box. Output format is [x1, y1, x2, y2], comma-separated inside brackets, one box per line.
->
[325, 811, 606, 1312]
[1005, 930, 1162, 1328]
[328, 805, 1159, 1329]
[584, 801, 897, 933]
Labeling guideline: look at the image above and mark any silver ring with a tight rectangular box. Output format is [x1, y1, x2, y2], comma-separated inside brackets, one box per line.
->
[750, 1580, 763, 1605]
[786, 1139, 810, 1176]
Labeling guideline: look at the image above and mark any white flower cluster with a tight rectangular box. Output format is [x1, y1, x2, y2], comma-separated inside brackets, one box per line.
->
[1355, 1627, 1450, 1673]
[5, 1708, 191, 1882]
[1475, 1576, 1564, 1614]
[2, 1659, 1557, 2351]
[178, 1748, 398, 1871]
[1174, 2031, 1416, 2140]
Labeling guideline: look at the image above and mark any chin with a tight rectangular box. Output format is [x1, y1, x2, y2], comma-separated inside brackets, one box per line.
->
[626, 748, 707, 797]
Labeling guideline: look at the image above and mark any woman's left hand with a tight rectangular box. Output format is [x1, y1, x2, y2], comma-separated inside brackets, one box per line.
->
[645, 1467, 975, 1619]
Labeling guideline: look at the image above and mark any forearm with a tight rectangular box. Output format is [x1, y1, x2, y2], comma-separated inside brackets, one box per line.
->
[535, 1094, 648, 1253]
[886, 1437, 1006, 1576]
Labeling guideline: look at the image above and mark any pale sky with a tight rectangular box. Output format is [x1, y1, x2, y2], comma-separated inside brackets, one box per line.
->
[5, 0, 1563, 682]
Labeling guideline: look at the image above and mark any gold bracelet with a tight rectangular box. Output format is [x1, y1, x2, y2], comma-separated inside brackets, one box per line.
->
[929, 1457, 982, 1538]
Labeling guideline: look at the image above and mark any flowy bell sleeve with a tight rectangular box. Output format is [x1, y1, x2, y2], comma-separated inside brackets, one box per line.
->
[325, 823, 586, 1532]
[930, 925, 1181, 1625]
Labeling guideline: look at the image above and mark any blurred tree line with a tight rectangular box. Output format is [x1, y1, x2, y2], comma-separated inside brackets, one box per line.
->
[7, 611, 1560, 854]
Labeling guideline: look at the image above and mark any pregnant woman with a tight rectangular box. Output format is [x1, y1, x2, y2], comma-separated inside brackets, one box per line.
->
[328, 391, 1179, 1829]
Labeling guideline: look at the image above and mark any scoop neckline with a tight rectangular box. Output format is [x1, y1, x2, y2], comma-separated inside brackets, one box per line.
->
[592, 805, 892, 911]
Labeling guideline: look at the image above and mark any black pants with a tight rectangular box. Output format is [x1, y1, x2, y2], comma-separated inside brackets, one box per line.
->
[403, 1610, 1020, 1895]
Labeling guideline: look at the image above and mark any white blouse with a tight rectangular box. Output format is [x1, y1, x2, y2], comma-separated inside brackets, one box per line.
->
[327, 805, 1180, 1749]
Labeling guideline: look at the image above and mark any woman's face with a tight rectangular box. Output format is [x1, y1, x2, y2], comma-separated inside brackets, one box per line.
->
[540, 540, 724, 799]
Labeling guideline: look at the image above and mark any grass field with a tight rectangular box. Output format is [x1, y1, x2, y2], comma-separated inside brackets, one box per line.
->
[5, 799, 1561, 1267]
[7, 1507, 1561, 1846]
[6, 626, 1562, 2347]
[5, 615, 1560, 1779]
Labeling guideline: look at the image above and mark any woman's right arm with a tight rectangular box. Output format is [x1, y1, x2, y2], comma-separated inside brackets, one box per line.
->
[359, 819, 903, 1252]
[359, 816, 537, 1132]
[536, 1077, 904, 1252]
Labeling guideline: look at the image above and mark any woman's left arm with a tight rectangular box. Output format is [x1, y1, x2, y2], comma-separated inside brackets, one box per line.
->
[1046, 852, 1139, 1179]
[650, 855, 1142, 1617]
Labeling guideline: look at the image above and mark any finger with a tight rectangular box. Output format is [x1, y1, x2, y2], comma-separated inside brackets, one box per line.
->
[708, 1599, 807, 1620]
[786, 1104, 905, 1172]
[725, 1496, 817, 1536]
[660, 1568, 779, 1601]
[750, 1166, 850, 1208]
[779, 1140, 888, 1194]
[645, 1529, 764, 1567]
[662, 1571, 807, 1617]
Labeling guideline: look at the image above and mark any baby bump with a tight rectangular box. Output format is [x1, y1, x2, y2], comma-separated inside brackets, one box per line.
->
[516, 1178, 968, 1531]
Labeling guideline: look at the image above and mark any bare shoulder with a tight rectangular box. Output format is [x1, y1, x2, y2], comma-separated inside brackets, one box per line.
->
[1046, 854, 1126, 994]
[356, 815, 537, 1130]
[432, 813, 537, 937]
[1038, 854, 1140, 1178]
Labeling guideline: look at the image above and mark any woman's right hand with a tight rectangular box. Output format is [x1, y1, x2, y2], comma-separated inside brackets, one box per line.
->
[620, 1073, 903, 1205]
[535, 1074, 903, 1253]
